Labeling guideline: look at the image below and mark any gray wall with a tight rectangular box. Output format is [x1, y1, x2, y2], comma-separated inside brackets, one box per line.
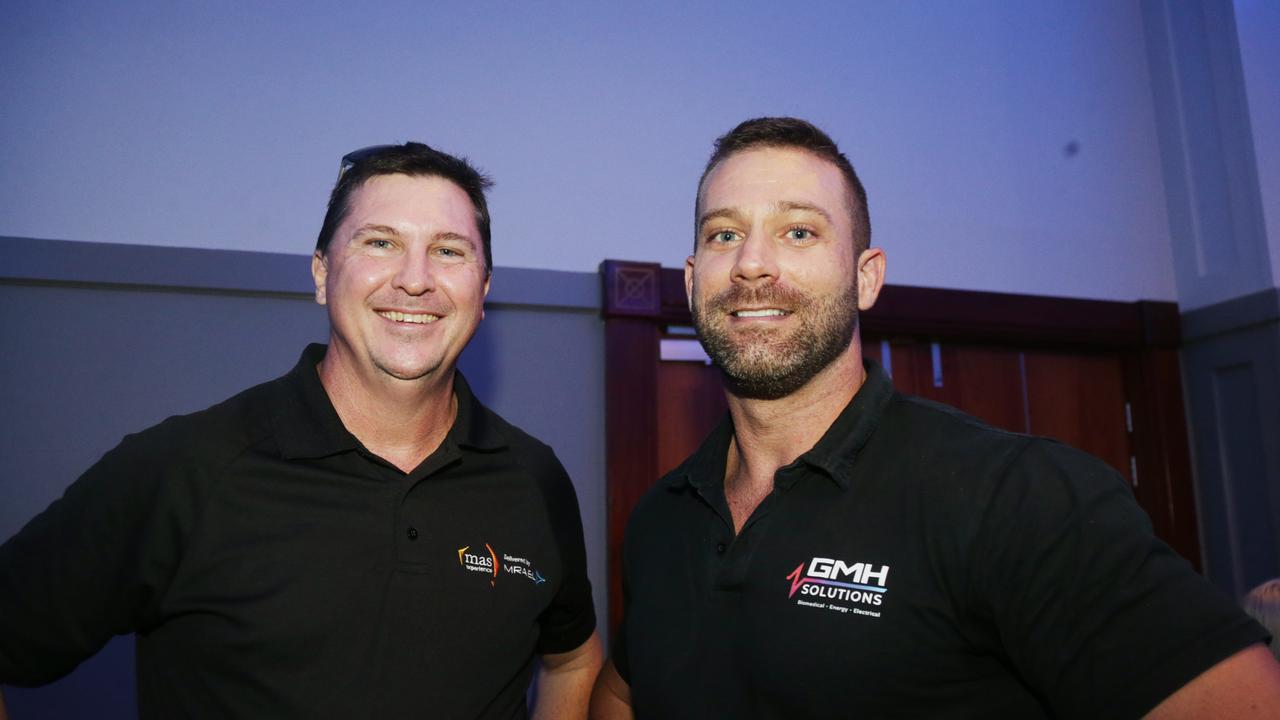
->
[1142, 0, 1280, 596]
[0, 238, 605, 717]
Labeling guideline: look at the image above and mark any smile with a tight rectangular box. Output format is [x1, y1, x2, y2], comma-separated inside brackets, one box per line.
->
[377, 310, 440, 324]
[732, 309, 789, 318]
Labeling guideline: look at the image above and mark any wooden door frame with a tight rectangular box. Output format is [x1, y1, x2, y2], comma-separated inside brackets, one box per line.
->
[600, 259, 1197, 633]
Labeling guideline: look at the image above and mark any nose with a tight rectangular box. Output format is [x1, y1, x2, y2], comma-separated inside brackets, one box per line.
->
[731, 229, 779, 286]
[391, 248, 436, 296]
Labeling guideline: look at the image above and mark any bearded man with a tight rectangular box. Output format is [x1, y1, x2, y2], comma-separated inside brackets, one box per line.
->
[589, 117, 1280, 719]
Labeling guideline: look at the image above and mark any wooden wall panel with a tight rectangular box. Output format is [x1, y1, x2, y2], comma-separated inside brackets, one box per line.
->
[655, 360, 726, 478]
[905, 343, 1028, 433]
[1024, 352, 1132, 482]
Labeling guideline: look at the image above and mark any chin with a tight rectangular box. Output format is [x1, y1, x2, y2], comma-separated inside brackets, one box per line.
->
[373, 355, 446, 382]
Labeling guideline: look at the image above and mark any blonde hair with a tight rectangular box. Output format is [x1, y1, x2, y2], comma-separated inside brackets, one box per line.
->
[1243, 578, 1280, 660]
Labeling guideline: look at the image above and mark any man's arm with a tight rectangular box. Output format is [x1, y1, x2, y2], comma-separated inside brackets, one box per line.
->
[1145, 644, 1280, 719]
[588, 659, 633, 720]
[1, 687, 9, 720]
[531, 630, 603, 720]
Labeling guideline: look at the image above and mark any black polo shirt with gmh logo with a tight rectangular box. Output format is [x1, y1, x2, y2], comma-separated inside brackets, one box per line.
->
[614, 361, 1264, 719]
[0, 344, 595, 718]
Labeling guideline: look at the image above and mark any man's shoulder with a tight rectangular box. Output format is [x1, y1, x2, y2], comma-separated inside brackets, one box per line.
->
[464, 399, 573, 495]
[901, 391, 1116, 465]
[877, 392, 1097, 479]
[623, 454, 704, 541]
[470, 401, 558, 464]
[885, 392, 1029, 453]
[878, 392, 1133, 526]
[114, 371, 286, 472]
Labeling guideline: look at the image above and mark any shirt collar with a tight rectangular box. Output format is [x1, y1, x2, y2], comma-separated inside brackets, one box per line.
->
[272, 343, 507, 459]
[666, 412, 735, 492]
[449, 370, 509, 452]
[663, 358, 896, 492]
[795, 358, 895, 489]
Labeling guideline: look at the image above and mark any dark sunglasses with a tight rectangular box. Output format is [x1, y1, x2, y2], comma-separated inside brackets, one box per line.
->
[338, 144, 396, 179]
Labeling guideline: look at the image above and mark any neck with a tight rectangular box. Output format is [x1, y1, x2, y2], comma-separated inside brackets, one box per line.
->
[317, 343, 457, 474]
[722, 341, 866, 530]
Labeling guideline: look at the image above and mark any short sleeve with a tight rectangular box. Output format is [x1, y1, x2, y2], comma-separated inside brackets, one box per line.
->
[532, 447, 597, 655]
[968, 440, 1267, 719]
[0, 428, 196, 686]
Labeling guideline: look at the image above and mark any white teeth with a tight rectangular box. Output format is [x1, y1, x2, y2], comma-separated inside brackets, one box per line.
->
[378, 310, 439, 324]
[734, 309, 787, 318]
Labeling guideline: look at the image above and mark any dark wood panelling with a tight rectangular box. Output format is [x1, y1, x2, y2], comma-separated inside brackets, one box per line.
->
[1024, 351, 1133, 482]
[901, 342, 1029, 433]
[656, 360, 726, 477]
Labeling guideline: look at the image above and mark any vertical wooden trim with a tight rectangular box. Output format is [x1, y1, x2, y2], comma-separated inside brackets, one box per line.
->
[601, 260, 665, 636]
[1123, 348, 1202, 570]
[603, 319, 659, 635]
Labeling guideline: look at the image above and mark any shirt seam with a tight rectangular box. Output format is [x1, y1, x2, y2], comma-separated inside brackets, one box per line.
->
[156, 423, 278, 624]
[961, 435, 1038, 629]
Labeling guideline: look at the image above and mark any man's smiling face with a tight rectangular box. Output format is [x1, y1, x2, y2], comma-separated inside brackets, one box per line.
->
[687, 146, 862, 399]
[312, 173, 489, 385]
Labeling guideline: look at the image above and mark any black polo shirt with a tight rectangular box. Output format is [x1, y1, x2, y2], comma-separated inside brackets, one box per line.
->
[614, 361, 1265, 719]
[0, 344, 595, 719]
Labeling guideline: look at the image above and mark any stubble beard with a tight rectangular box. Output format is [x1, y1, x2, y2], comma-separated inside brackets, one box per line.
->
[691, 279, 860, 401]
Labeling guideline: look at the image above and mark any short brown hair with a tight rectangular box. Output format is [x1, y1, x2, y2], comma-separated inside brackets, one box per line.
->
[696, 117, 870, 255]
[316, 142, 494, 273]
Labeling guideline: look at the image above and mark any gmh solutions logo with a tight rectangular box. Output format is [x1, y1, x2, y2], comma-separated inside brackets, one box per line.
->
[786, 557, 890, 617]
[458, 543, 547, 588]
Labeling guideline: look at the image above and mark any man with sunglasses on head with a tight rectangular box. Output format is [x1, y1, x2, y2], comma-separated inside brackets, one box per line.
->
[0, 143, 601, 719]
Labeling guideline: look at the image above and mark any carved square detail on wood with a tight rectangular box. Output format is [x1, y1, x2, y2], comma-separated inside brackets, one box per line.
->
[602, 261, 661, 317]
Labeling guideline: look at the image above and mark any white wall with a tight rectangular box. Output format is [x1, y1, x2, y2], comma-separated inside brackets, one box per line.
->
[0, 0, 1177, 301]
[1235, 0, 1280, 285]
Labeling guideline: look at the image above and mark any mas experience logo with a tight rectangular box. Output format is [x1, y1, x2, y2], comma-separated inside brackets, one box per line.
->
[458, 543, 547, 588]
[786, 557, 889, 617]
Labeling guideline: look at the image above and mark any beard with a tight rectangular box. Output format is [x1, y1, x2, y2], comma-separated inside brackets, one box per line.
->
[691, 278, 859, 401]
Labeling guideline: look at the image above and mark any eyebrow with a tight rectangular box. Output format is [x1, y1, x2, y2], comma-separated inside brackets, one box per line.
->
[697, 207, 748, 231]
[350, 224, 476, 245]
[773, 201, 834, 224]
[350, 224, 401, 239]
[432, 231, 477, 246]
[697, 201, 834, 231]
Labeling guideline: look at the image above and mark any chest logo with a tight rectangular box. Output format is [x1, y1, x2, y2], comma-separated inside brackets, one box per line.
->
[786, 557, 889, 617]
[457, 544, 548, 588]
[458, 544, 499, 586]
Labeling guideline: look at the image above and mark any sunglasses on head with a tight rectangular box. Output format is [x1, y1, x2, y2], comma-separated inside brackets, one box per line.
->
[338, 144, 396, 179]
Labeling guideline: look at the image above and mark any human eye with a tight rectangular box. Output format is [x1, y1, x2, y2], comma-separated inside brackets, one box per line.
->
[433, 244, 469, 261]
[706, 229, 741, 245]
[364, 237, 394, 250]
[785, 226, 815, 242]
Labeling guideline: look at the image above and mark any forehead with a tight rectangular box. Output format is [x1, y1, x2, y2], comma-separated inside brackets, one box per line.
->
[699, 147, 850, 219]
[341, 173, 479, 236]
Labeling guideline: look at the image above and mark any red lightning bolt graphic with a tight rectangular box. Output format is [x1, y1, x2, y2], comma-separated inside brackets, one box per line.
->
[786, 563, 807, 598]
